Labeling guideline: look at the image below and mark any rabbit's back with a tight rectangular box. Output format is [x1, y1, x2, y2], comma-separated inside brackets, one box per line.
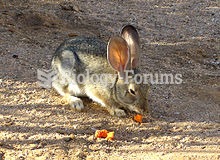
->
[52, 37, 114, 74]
[54, 37, 106, 59]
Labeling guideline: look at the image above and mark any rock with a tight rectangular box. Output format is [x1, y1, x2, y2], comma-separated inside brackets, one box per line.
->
[63, 137, 72, 142]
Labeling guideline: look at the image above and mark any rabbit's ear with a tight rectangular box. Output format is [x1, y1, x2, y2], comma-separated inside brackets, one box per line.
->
[121, 25, 140, 68]
[107, 36, 130, 77]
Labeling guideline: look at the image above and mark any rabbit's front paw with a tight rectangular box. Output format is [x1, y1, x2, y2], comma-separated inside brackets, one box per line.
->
[69, 96, 84, 111]
[112, 108, 127, 117]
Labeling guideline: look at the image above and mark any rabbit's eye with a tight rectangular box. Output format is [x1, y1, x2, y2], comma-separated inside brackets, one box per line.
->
[129, 89, 136, 96]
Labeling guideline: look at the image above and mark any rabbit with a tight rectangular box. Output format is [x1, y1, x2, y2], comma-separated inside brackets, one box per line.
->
[51, 25, 149, 117]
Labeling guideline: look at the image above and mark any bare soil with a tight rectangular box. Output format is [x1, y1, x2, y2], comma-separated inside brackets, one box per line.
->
[0, 0, 219, 159]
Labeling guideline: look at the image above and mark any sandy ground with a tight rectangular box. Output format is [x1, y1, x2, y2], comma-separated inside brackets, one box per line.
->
[0, 0, 220, 159]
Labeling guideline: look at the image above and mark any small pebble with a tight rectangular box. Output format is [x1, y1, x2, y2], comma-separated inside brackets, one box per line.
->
[187, 125, 192, 129]
[63, 137, 73, 142]
[12, 54, 18, 59]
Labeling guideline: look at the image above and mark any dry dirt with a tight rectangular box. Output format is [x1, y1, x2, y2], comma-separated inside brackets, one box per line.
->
[0, 0, 220, 159]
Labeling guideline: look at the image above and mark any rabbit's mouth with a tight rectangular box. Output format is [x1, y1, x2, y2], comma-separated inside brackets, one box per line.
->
[128, 105, 144, 114]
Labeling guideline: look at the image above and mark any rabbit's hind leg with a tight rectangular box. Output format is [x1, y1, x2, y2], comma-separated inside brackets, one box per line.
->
[52, 80, 67, 97]
[52, 81, 84, 111]
[67, 83, 85, 111]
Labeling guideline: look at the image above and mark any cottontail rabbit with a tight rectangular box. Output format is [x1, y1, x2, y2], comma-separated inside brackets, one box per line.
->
[51, 25, 149, 117]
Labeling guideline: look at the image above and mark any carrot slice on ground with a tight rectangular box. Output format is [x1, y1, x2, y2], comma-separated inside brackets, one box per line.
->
[95, 129, 108, 138]
[133, 114, 143, 123]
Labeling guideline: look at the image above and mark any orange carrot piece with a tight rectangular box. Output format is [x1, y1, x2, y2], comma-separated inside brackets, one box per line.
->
[134, 114, 143, 123]
[95, 129, 108, 138]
